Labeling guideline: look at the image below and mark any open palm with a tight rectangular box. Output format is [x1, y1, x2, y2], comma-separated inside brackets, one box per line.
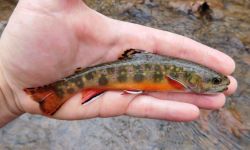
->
[0, 0, 237, 122]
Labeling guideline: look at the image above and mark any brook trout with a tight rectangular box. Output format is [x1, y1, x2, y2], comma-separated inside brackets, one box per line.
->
[24, 49, 230, 115]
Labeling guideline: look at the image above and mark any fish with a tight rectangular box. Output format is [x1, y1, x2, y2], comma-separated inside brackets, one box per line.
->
[24, 49, 230, 115]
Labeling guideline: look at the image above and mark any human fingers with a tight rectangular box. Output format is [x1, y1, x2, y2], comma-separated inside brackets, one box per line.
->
[148, 92, 225, 110]
[125, 95, 199, 122]
[224, 76, 237, 95]
[116, 21, 235, 75]
[53, 91, 199, 122]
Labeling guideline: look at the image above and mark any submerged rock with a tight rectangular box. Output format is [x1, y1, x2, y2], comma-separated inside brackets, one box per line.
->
[168, 0, 224, 20]
[0, 21, 7, 37]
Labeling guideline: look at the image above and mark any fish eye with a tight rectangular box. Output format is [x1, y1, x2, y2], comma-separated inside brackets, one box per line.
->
[212, 77, 222, 85]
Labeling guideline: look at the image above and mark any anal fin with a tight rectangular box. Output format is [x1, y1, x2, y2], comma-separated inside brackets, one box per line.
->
[81, 89, 105, 104]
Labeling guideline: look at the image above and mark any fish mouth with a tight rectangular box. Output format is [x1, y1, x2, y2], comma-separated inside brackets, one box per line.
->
[205, 84, 229, 94]
[202, 78, 230, 94]
[217, 86, 229, 92]
[225, 78, 230, 86]
[213, 77, 230, 93]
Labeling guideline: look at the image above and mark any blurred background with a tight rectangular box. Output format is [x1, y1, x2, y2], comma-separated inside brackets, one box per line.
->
[0, 0, 249, 149]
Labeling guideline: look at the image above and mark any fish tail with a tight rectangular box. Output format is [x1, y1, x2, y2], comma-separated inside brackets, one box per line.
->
[24, 86, 63, 115]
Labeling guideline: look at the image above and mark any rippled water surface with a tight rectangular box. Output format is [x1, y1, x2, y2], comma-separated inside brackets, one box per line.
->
[0, 0, 250, 149]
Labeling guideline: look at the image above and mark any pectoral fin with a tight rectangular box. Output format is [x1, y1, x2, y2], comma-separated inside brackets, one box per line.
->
[165, 76, 187, 91]
[122, 90, 143, 95]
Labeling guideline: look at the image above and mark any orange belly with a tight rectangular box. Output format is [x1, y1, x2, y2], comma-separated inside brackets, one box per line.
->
[90, 78, 186, 92]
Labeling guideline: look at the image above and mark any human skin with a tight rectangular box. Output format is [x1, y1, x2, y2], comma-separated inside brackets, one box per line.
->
[0, 0, 237, 127]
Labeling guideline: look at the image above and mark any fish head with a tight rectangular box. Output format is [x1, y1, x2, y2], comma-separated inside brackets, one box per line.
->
[202, 74, 230, 94]
[184, 70, 230, 94]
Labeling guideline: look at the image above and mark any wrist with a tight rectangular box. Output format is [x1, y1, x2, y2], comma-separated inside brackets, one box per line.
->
[0, 67, 23, 128]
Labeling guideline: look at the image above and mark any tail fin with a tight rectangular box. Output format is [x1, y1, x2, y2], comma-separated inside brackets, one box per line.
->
[24, 87, 64, 115]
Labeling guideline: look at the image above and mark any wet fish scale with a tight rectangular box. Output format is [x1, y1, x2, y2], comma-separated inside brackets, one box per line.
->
[24, 50, 230, 115]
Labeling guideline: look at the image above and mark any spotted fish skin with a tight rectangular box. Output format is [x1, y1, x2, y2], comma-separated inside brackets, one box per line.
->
[24, 50, 230, 115]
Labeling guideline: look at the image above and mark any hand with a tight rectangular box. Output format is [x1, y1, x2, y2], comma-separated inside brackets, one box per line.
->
[0, 0, 237, 125]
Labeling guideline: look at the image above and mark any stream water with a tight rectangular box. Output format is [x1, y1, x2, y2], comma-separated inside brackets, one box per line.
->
[0, 0, 249, 149]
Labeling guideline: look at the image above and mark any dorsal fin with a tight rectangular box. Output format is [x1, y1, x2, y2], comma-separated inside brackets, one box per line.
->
[118, 49, 145, 60]
[74, 67, 84, 73]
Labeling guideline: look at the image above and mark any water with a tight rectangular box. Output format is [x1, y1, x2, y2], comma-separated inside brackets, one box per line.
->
[0, 0, 249, 149]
